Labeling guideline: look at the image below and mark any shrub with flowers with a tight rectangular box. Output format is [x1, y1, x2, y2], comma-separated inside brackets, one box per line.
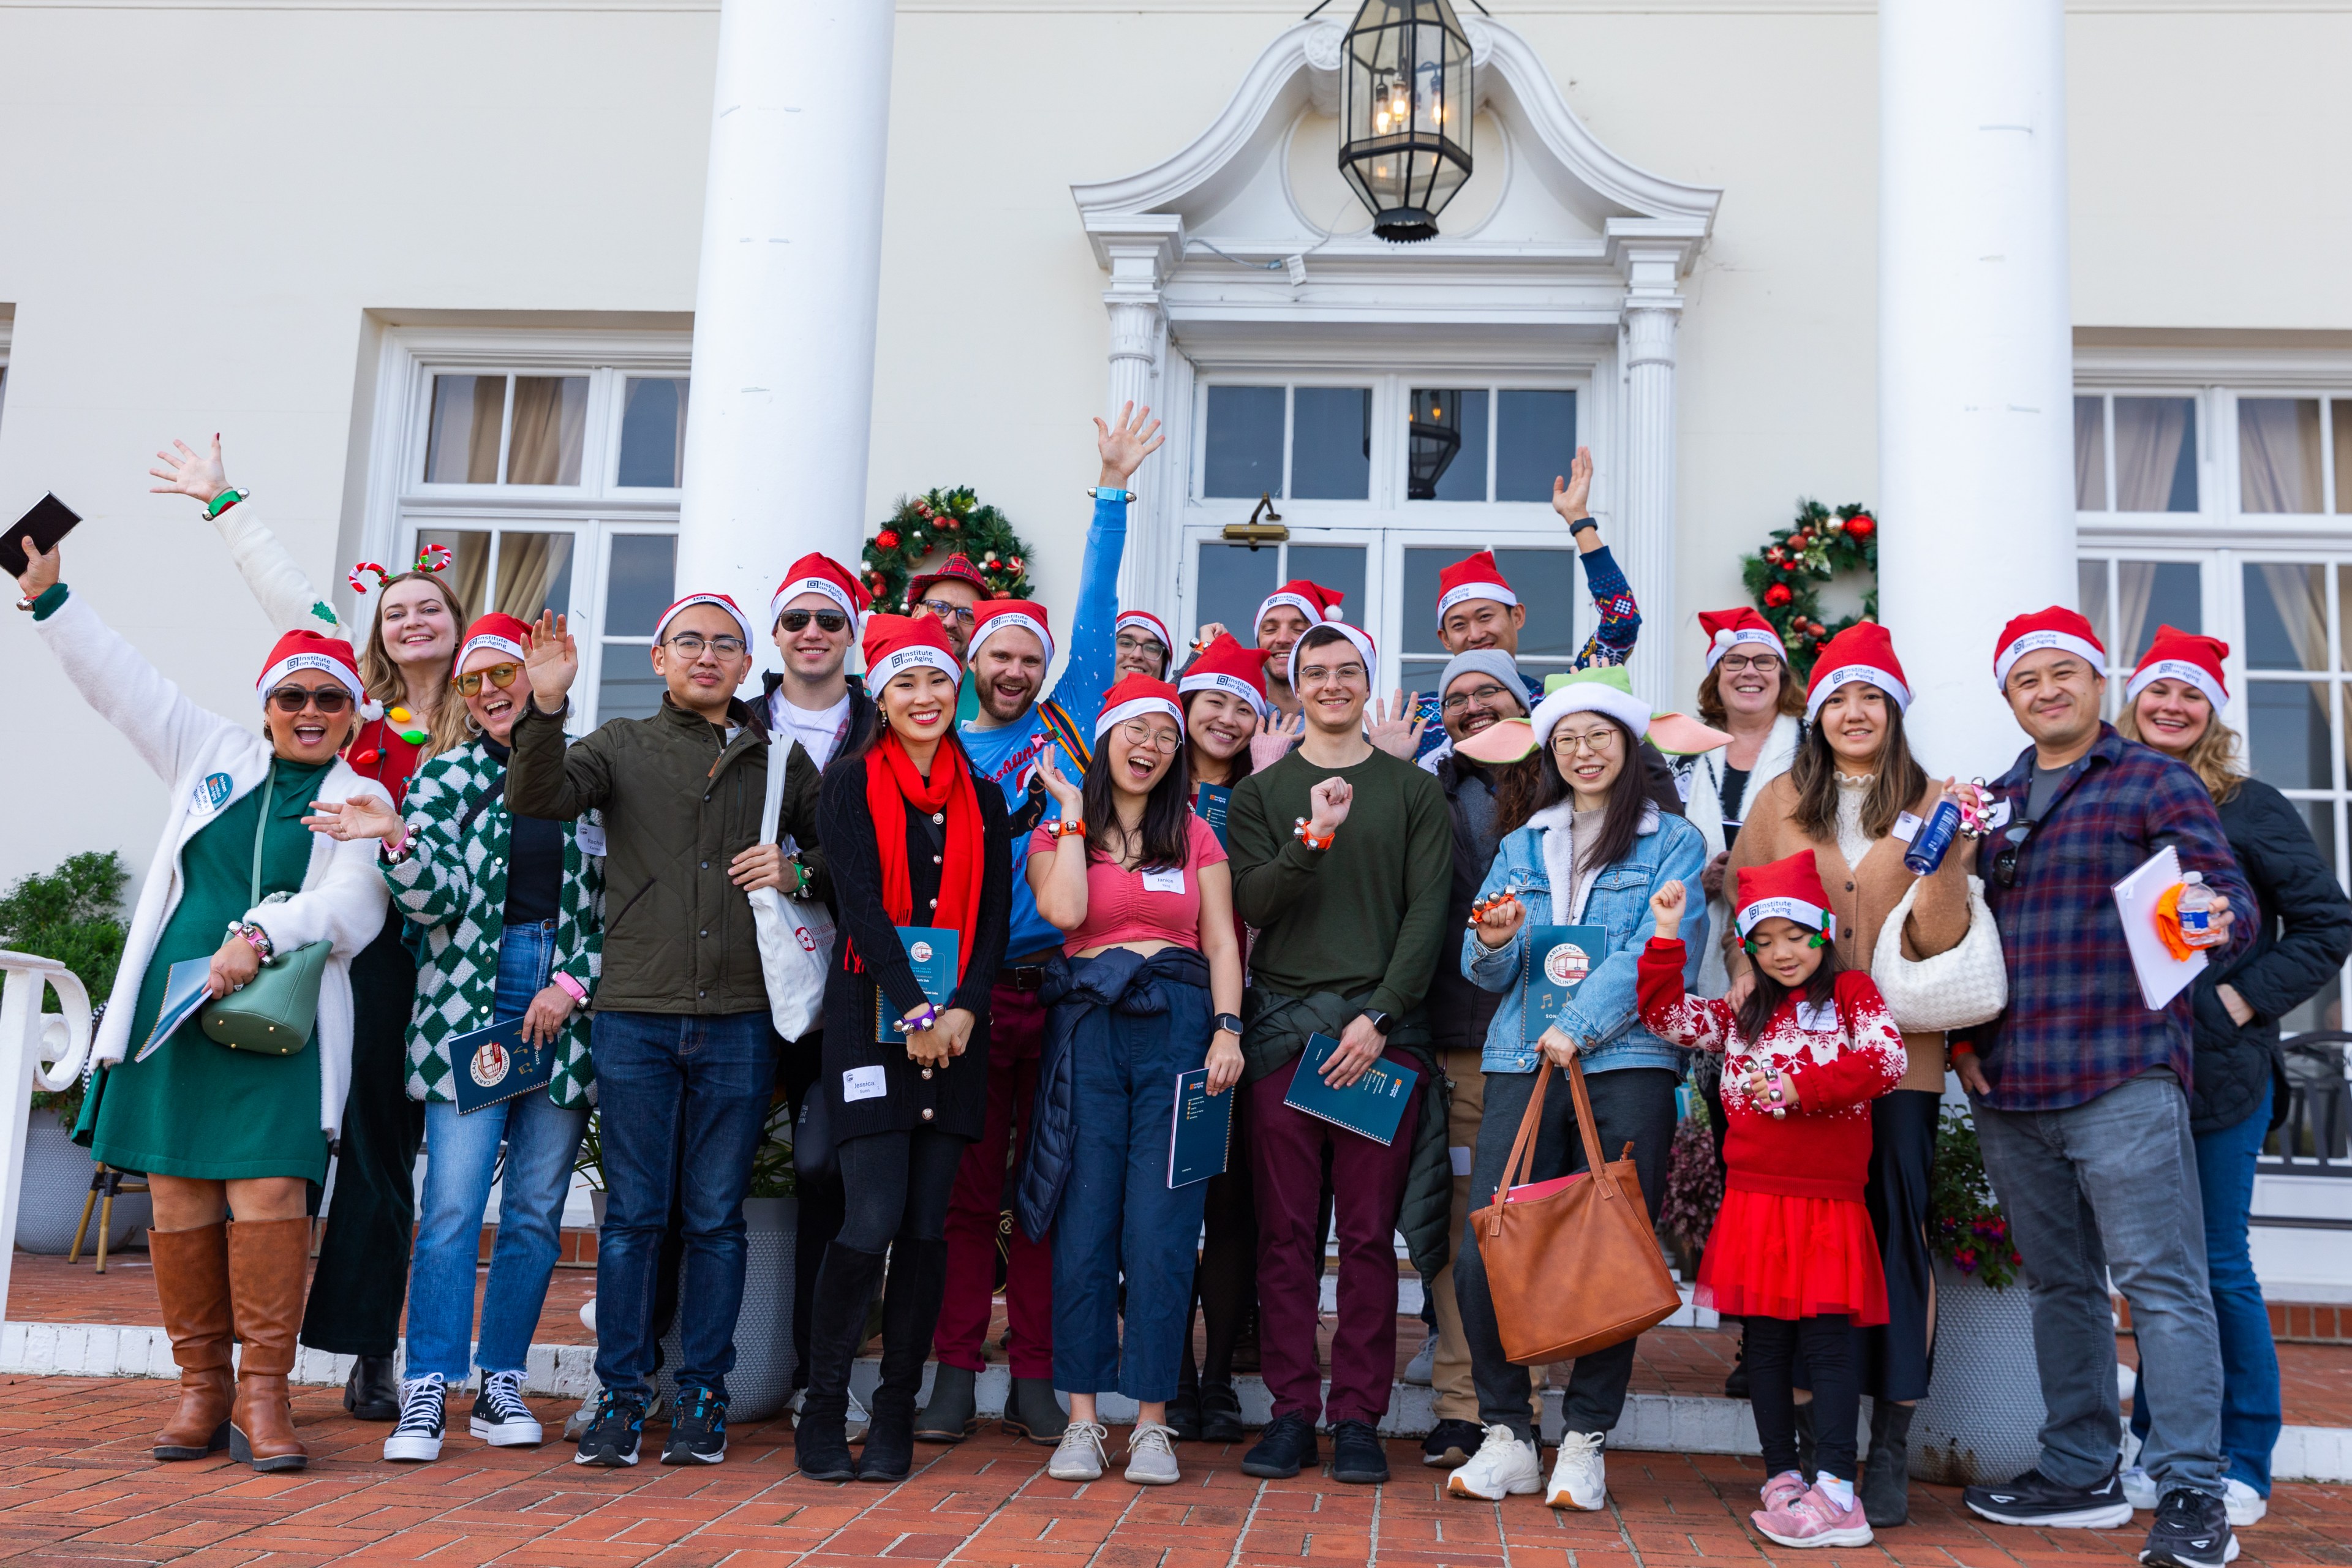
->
[1738, 498, 1879, 677]
[1658, 1092, 1724, 1256]
[861, 486, 1035, 614]
[1930, 1106, 2024, 1290]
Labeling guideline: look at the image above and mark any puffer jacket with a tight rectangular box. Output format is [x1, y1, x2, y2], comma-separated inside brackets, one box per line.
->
[1017, 946, 1212, 1242]
[2189, 776, 2352, 1134]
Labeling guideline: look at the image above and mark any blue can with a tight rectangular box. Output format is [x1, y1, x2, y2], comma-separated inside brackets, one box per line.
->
[1903, 797, 1962, 876]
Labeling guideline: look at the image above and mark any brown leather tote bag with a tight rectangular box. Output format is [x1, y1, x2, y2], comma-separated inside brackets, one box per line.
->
[1469, 1054, 1683, 1364]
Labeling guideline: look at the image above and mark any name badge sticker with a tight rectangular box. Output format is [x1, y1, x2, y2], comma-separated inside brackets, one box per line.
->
[190, 772, 234, 816]
[1891, 812, 1923, 843]
[1795, 1001, 1839, 1033]
[575, 818, 608, 856]
[842, 1065, 888, 1102]
[1982, 799, 2014, 831]
[1142, 867, 1185, 895]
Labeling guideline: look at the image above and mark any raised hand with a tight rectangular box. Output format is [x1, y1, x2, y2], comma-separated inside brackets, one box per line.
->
[1307, 775, 1354, 838]
[1366, 690, 1428, 760]
[1249, 708, 1305, 773]
[302, 795, 405, 843]
[13, 540, 60, 603]
[524, 610, 580, 710]
[1095, 401, 1166, 487]
[1551, 445, 1596, 534]
[1472, 891, 1526, 951]
[1192, 621, 1231, 652]
[1649, 878, 1688, 935]
[1036, 756, 1085, 818]
[149, 434, 231, 507]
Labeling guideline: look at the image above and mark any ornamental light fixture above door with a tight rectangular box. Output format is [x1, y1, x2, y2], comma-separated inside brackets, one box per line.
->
[1337, 0, 1474, 243]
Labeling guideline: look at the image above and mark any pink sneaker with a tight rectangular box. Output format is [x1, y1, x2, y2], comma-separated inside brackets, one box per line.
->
[1758, 1469, 1808, 1512]
[1751, 1482, 1875, 1548]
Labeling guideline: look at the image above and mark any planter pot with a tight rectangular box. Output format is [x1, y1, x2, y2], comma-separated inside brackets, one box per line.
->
[587, 1190, 799, 1423]
[14, 1118, 148, 1254]
[1911, 1256, 2046, 1487]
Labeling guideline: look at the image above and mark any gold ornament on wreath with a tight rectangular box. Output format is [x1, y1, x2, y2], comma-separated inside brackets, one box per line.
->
[862, 486, 1036, 614]
[1738, 498, 1879, 676]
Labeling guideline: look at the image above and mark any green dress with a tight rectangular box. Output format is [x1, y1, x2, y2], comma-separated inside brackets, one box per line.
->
[84, 758, 333, 1182]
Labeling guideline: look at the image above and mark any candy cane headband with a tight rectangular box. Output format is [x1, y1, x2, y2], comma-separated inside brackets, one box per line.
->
[349, 543, 454, 594]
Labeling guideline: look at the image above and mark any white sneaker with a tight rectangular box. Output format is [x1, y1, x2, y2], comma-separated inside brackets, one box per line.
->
[1125, 1422, 1182, 1486]
[1446, 1424, 1542, 1499]
[1049, 1420, 1109, 1481]
[383, 1374, 447, 1463]
[1546, 1430, 1608, 1510]
[2122, 1464, 2159, 1511]
[2222, 1478, 2266, 1527]
[1403, 1333, 1436, 1387]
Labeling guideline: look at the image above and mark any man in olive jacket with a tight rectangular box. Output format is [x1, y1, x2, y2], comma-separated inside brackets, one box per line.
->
[508, 594, 823, 1469]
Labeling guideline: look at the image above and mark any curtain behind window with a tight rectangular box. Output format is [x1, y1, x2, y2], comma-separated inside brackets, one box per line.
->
[2114, 399, 2190, 513]
[508, 377, 588, 486]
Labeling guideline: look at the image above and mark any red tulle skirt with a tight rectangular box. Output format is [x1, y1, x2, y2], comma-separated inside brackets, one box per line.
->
[1697, 1187, 1890, 1325]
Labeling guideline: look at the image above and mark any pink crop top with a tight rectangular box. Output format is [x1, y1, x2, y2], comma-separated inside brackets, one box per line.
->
[1026, 813, 1229, 955]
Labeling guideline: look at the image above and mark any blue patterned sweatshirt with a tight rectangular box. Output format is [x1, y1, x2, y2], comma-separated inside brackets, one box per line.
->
[1412, 543, 1641, 761]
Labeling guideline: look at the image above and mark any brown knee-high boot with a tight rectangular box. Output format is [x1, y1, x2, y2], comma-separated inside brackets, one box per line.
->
[226, 1216, 312, 1472]
[148, 1221, 235, 1460]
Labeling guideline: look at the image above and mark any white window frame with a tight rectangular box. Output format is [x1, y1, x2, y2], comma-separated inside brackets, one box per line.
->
[0, 315, 12, 435]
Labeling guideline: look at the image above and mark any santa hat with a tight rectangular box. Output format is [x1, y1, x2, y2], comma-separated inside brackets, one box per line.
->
[652, 592, 755, 649]
[256, 630, 364, 706]
[1804, 622, 1912, 722]
[1734, 851, 1838, 943]
[1994, 606, 2106, 690]
[1435, 551, 1517, 624]
[1256, 579, 1346, 633]
[770, 552, 870, 628]
[908, 552, 990, 603]
[1116, 609, 1174, 667]
[861, 613, 962, 687]
[457, 612, 532, 669]
[1530, 666, 1652, 748]
[1698, 607, 1787, 671]
[968, 600, 1055, 667]
[1287, 622, 1378, 693]
[2127, 625, 2230, 710]
[1095, 673, 1184, 741]
[1178, 633, 1270, 717]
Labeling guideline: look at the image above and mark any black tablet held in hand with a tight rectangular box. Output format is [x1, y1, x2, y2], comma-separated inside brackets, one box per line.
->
[1, 494, 81, 579]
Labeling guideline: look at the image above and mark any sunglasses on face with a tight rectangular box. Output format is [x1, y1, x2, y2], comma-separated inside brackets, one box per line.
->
[266, 685, 353, 714]
[454, 663, 523, 697]
[778, 609, 849, 634]
[1991, 818, 2038, 888]
[920, 598, 976, 625]
[663, 632, 747, 657]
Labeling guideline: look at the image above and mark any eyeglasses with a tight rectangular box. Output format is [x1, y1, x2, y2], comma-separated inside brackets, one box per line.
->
[266, 685, 353, 714]
[1990, 818, 2038, 888]
[778, 609, 849, 634]
[1718, 654, 1783, 674]
[1297, 663, 1366, 685]
[1116, 719, 1182, 753]
[1116, 632, 1166, 655]
[919, 598, 976, 625]
[1441, 682, 1516, 714]
[663, 632, 747, 657]
[454, 663, 522, 698]
[1551, 726, 1621, 755]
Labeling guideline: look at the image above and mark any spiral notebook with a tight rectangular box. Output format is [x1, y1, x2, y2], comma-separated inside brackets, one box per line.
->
[1168, 1068, 1234, 1187]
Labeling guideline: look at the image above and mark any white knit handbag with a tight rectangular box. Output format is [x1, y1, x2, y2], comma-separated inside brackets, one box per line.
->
[1871, 873, 2008, 1033]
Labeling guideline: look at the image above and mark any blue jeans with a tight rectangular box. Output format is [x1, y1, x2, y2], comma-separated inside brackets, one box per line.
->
[2131, 1079, 2281, 1495]
[590, 1008, 775, 1403]
[404, 921, 590, 1382]
[1973, 1075, 2225, 1496]
[1049, 981, 1212, 1403]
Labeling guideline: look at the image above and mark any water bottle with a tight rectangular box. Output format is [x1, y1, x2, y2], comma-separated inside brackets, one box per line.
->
[1902, 794, 1964, 876]
[2177, 871, 2225, 948]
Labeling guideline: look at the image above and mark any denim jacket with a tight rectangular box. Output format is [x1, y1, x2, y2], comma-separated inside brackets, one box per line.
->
[1461, 799, 1709, 1075]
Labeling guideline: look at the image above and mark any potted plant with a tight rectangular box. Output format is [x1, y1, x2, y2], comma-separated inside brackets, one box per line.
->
[1910, 1103, 2042, 1485]
[1657, 1091, 1722, 1283]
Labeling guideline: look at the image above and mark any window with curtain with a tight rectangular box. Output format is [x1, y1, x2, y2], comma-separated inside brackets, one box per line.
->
[2073, 394, 2198, 513]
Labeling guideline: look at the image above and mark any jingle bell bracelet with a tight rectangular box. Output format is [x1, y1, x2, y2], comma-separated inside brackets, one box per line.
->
[1291, 816, 1335, 852]
[1959, 777, 1996, 839]
[1467, 892, 1521, 929]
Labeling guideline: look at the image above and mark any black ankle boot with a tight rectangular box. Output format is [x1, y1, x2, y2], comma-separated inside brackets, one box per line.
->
[796, 1242, 888, 1482]
[859, 1240, 946, 1483]
[1003, 1376, 1068, 1444]
[344, 1354, 400, 1422]
[1861, 1401, 1913, 1528]
[1199, 1378, 1245, 1444]
[915, 1363, 978, 1443]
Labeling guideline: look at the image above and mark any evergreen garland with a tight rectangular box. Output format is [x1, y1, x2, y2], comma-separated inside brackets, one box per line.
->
[860, 486, 1036, 614]
[1738, 499, 1879, 676]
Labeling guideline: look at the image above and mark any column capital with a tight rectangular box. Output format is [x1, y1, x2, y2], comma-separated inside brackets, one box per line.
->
[1605, 216, 1706, 294]
[1083, 211, 1185, 281]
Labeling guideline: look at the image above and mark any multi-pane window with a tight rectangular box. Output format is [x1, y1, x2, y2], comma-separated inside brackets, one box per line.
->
[1398, 546, 1583, 693]
[1194, 541, 1369, 650]
[1406, 388, 1577, 502]
[2074, 394, 2199, 513]
[2236, 396, 2352, 514]
[1202, 385, 1373, 501]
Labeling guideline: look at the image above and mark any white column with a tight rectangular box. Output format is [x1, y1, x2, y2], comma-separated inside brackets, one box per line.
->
[1879, 0, 2076, 777]
[1615, 239, 1685, 714]
[674, 0, 898, 673]
[1087, 217, 1183, 622]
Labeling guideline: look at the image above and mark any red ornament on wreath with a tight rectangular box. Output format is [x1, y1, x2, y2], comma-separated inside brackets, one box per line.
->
[1764, 583, 1793, 608]
[1738, 496, 1879, 676]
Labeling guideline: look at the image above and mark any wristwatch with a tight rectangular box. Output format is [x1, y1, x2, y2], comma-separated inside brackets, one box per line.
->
[1568, 518, 1597, 537]
[1214, 1012, 1244, 1036]
[1357, 1009, 1391, 1036]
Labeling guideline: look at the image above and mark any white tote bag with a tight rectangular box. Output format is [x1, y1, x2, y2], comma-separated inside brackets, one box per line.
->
[1871, 873, 2008, 1033]
[750, 739, 837, 1041]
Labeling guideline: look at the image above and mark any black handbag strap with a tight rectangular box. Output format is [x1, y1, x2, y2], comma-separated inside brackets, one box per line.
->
[456, 775, 507, 841]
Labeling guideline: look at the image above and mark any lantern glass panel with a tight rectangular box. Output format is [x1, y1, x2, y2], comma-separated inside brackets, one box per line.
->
[1338, 0, 1474, 241]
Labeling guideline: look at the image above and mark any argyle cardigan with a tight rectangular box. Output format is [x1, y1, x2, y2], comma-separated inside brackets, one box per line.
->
[383, 740, 603, 1106]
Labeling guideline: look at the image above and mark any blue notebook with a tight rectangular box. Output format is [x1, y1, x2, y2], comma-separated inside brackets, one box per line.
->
[873, 925, 960, 1043]
[447, 1017, 554, 1114]
[1194, 783, 1232, 850]
[1282, 1031, 1418, 1145]
[135, 959, 216, 1063]
[1169, 1068, 1234, 1187]
[1522, 924, 1608, 1044]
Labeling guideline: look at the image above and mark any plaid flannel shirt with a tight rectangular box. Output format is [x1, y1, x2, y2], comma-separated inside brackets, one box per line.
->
[1966, 724, 2253, 1112]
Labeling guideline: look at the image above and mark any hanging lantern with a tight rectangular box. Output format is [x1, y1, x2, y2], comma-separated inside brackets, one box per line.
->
[1406, 393, 1465, 499]
[1337, 0, 1474, 243]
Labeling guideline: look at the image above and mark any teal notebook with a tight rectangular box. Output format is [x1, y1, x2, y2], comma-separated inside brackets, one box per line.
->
[1194, 783, 1232, 850]
[135, 959, 215, 1063]
[447, 1016, 554, 1114]
[1522, 924, 1608, 1044]
[873, 925, 960, 1043]
[1168, 1068, 1233, 1187]
[1282, 1031, 1417, 1145]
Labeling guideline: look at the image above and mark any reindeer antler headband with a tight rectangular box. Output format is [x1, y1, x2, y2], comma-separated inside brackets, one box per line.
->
[348, 542, 453, 595]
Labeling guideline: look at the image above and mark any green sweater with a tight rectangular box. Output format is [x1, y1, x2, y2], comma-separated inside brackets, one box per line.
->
[1227, 745, 1455, 1024]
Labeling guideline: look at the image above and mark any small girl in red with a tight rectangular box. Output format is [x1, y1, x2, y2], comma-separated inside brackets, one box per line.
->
[1638, 851, 1906, 1550]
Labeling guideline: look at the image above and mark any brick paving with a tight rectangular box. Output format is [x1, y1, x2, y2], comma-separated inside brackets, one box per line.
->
[3, 1376, 2350, 1568]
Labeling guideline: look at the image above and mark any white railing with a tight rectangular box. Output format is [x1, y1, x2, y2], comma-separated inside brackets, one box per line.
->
[0, 949, 94, 1321]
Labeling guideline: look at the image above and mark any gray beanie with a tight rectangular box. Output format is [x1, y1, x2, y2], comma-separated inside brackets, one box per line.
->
[1437, 648, 1528, 712]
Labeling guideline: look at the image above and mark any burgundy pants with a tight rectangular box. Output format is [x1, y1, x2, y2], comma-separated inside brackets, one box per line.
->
[1248, 1049, 1423, 1427]
[933, 979, 1054, 1378]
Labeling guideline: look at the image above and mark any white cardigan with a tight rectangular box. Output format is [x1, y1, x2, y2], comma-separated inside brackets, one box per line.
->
[35, 592, 392, 1137]
[1681, 712, 1801, 997]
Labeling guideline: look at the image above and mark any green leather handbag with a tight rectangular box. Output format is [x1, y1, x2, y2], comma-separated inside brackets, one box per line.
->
[200, 767, 328, 1055]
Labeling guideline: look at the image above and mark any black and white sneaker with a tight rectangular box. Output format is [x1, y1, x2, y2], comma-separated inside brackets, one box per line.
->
[662, 1385, 728, 1466]
[470, 1370, 545, 1447]
[1964, 1466, 2134, 1529]
[573, 1390, 646, 1468]
[2140, 1488, 2239, 1568]
[383, 1374, 447, 1463]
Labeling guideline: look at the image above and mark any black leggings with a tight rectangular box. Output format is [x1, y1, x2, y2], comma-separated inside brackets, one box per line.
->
[837, 1126, 967, 1251]
[1747, 1313, 1858, 1481]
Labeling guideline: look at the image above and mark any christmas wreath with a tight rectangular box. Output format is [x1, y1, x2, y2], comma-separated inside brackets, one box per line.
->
[1738, 498, 1879, 674]
[861, 486, 1036, 614]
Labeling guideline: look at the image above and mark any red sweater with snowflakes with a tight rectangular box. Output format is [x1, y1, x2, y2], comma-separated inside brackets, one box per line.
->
[1637, 937, 1905, 1202]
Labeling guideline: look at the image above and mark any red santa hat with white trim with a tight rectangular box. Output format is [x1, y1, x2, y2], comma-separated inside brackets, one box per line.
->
[1179, 633, 1271, 717]
[2127, 625, 2230, 710]
[1256, 579, 1346, 634]
[1733, 850, 1838, 944]
[860, 613, 963, 687]
[968, 600, 1054, 666]
[1698, 607, 1787, 671]
[652, 592, 755, 648]
[255, 630, 364, 706]
[770, 552, 871, 629]
[1287, 620, 1378, 693]
[456, 612, 533, 669]
[1115, 609, 1174, 670]
[1435, 552, 1517, 624]
[1993, 606, 2106, 690]
[1804, 622, 1912, 722]
[1094, 673, 1184, 741]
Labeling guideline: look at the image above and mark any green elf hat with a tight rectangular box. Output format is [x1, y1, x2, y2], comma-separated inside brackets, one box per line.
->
[1532, 667, 1732, 757]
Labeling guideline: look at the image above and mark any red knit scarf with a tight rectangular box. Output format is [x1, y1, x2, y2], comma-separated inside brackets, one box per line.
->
[860, 729, 984, 981]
